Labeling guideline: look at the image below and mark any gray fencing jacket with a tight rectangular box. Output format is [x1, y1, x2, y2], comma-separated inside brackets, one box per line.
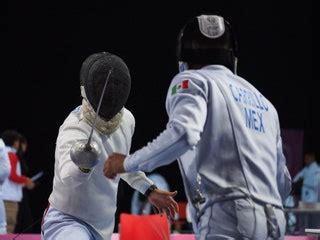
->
[124, 65, 291, 220]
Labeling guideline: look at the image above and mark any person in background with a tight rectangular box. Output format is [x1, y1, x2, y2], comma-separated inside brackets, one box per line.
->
[1, 130, 35, 233]
[293, 151, 320, 203]
[0, 138, 10, 234]
[292, 151, 320, 229]
[14, 135, 35, 233]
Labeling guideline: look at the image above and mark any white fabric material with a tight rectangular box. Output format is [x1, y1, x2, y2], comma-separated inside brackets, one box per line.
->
[0, 140, 10, 234]
[124, 65, 291, 218]
[41, 206, 101, 240]
[1, 147, 23, 202]
[0, 141, 10, 186]
[47, 106, 153, 239]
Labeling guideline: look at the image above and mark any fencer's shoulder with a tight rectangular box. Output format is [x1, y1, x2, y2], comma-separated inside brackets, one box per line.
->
[122, 108, 135, 125]
[237, 76, 279, 119]
[62, 106, 82, 126]
[167, 70, 208, 100]
[244, 79, 278, 114]
[58, 106, 90, 134]
[1, 146, 11, 153]
[171, 70, 208, 91]
[121, 108, 135, 135]
[119, 108, 135, 138]
[172, 70, 204, 84]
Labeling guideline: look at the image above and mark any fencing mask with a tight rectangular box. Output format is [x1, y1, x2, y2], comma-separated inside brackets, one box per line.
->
[177, 15, 238, 73]
[80, 52, 131, 122]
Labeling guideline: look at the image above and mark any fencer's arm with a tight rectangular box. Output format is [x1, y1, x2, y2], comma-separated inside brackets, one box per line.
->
[110, 108, 156, 193]
[120, 171, 154, 194]
[124, 123, 193, 172]
[276, 128, 292, 202]
[124, 77, 208, 172]
[56, 123, 94, 187]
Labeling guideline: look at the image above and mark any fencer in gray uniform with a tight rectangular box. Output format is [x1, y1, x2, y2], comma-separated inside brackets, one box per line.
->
[104, 15, 292, 239]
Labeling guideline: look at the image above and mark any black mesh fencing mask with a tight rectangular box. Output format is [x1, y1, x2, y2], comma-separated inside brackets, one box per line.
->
[80, 52, 131, 121]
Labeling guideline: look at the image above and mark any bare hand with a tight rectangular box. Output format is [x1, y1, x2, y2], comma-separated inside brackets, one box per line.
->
[148, 189, 179, 220]
[103, 153, 126, 179]
[25, 178, 35, 190]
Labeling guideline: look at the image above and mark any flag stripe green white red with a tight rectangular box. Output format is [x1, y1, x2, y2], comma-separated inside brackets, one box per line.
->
[171, 80, 189, 95]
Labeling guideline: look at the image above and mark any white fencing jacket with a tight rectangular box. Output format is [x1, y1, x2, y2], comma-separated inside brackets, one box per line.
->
[49, 107, 153, 239]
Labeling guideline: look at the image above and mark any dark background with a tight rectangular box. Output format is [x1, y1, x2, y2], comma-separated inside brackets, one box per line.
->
[3, 0, 315, 233]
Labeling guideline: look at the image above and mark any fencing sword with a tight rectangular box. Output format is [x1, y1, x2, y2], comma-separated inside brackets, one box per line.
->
[70, 70, 112, 170]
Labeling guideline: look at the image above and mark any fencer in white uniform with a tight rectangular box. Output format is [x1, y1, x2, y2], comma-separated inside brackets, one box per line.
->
[104, 15, 292, 239]
[42, 52, 178, 240]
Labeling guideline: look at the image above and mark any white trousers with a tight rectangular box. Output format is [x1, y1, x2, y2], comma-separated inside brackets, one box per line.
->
[41, 207, 102, 240]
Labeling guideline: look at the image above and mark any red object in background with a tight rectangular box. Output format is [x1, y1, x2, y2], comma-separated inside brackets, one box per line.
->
[119, 213, 170, 240]
[8, 152, 28, 184]
[177, 202, 187, 220]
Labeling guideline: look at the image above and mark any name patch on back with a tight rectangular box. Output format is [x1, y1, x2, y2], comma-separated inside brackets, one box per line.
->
[229, 84, 268, 133]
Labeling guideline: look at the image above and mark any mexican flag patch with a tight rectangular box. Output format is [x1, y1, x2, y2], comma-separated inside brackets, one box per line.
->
[171, 80, 189, 95]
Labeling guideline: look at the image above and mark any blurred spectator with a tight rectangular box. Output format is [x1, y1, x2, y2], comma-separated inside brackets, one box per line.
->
[293, 151, 320, 203]
[0, 138, 10, 234]
[292, 151, 320, 229]
[14, 135, 34, 233]
[1, 130, 35, 233]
